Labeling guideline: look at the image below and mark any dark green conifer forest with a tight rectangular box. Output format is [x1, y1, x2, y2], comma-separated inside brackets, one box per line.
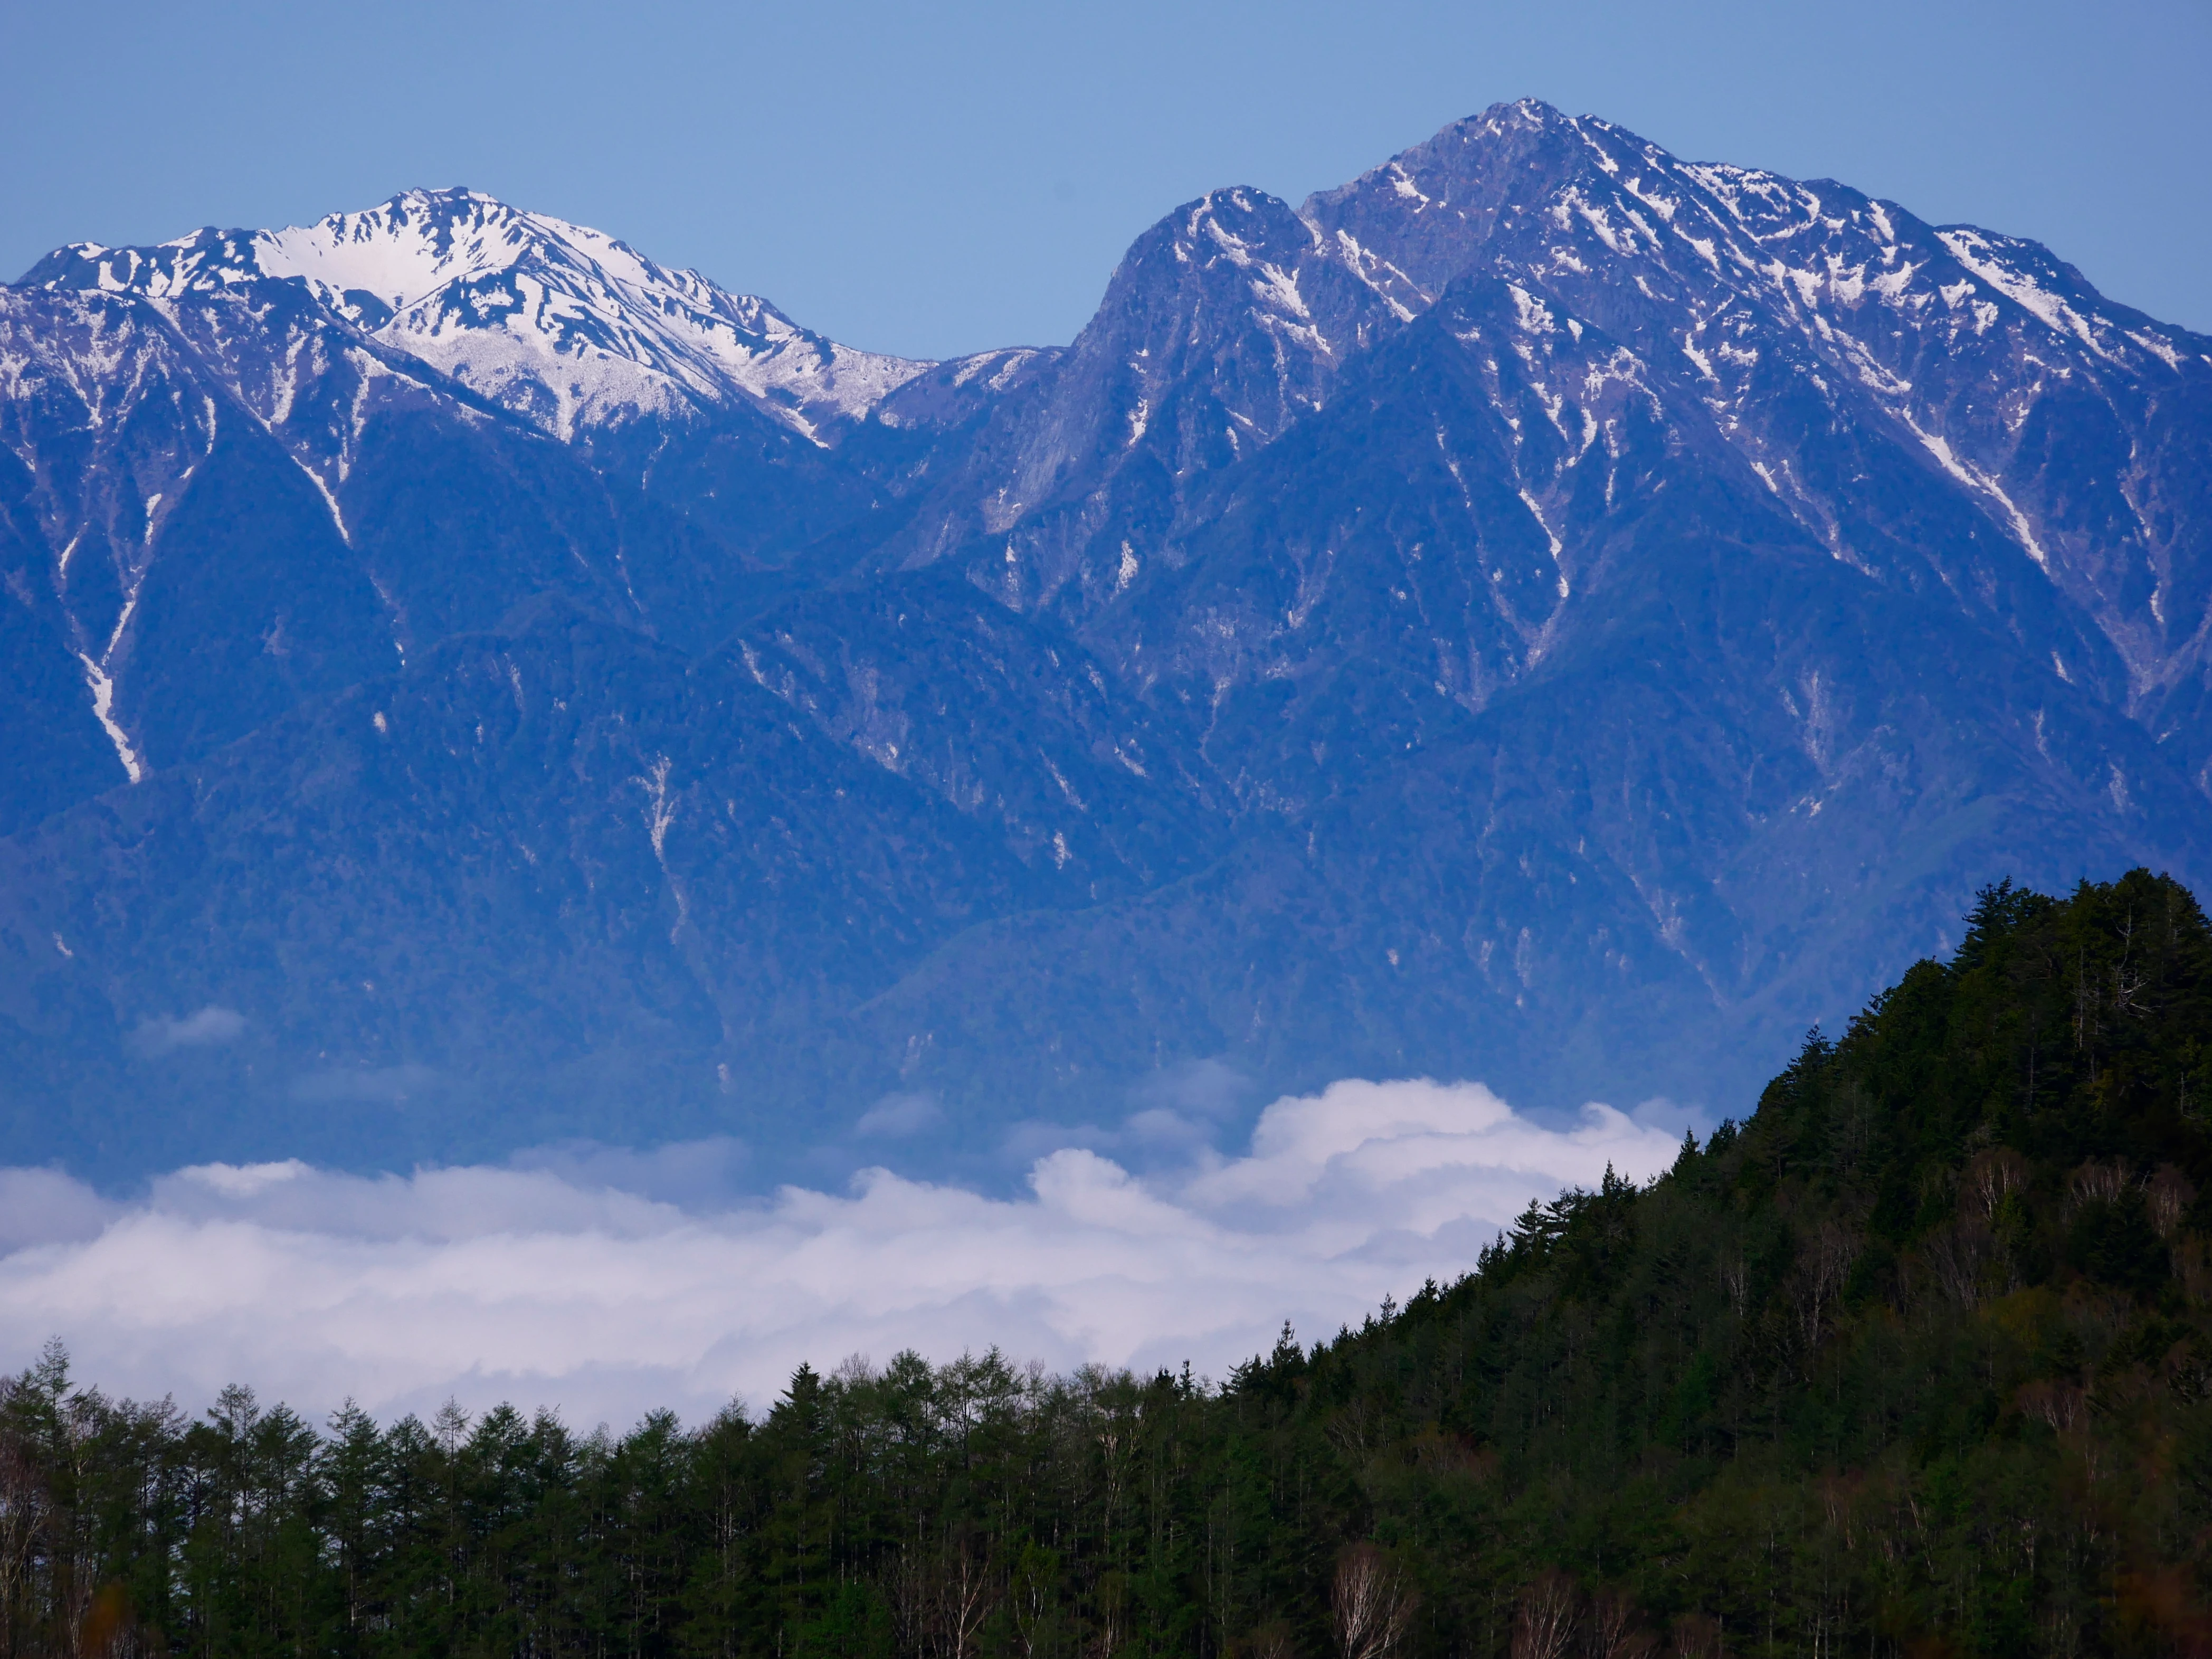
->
[4, 870, 2210, 1657]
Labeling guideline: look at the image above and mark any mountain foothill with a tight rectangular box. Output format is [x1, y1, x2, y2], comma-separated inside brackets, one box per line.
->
[4, 871, 2210, 1655]
[1, 98, 2208, 1175]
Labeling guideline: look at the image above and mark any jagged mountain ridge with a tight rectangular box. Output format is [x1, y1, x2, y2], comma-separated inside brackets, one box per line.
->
[1, 102, 2208, 1177]
[26, 188, 933, 443]
[1300, 106, 2212, 750]
[916, 103, 2208, 704]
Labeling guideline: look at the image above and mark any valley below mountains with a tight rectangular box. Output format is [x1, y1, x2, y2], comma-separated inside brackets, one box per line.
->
[2, 100, 2208, 1177]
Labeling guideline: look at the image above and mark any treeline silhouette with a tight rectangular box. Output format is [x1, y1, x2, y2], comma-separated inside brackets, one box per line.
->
[4, 870, 2210, 1657]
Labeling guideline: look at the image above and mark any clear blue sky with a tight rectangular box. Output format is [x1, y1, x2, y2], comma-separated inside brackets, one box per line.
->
[4, 0, 2206, 360]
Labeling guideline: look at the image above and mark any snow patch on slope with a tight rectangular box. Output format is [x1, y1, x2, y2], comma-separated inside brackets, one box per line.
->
[78, 656, 142, 783]
[1936, 229, 2116, 361]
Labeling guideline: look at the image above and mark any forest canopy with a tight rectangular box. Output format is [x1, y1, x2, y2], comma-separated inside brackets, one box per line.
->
[4, 869, 2210, 1657]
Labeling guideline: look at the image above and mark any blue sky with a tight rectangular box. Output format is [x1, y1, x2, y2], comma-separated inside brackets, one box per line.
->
[4, 0, 2207, 362]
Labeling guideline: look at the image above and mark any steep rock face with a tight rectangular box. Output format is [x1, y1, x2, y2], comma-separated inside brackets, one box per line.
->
[1089, 276, 1663, 799]
[892, 188, 1407, 623]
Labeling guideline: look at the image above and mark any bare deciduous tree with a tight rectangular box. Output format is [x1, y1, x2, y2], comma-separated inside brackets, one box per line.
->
[1509, 1569, 1578, 1659]
[1923, 1217, 1991, 1309]
[2146, 1165, 2196, 1238]
[2066, 1161, 2129, 1212]
[1671, 1611, 1724, 1658]
[2017, 1379, 2087, 1434]
[893, 1532, 1001, 1659]
[1333, 1543, 1414, 1659]
[1719, 1253, 1748, 1319]
[939, 1540, 996, 1659]
[1008, 1544, 1055, 1658]
[1789, 1220, 1860, 1349]
[1966, 1147, 2029, 1219]
[1589, 1586, 1657, 1658]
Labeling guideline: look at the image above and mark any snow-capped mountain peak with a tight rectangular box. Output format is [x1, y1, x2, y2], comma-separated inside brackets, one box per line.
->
[23, 188, 932, 444]
[259, 189, 605, 312]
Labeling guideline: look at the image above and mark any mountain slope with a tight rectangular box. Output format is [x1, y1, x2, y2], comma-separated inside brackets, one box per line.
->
[2, 107, 2210, 1174]
[0, 572, 1233, 1172]
[836, 275, 2206, 1116]
[0, 200, 949, 832]
[1300, 101, 2212, 751]
[0, 601, 1084, 1169]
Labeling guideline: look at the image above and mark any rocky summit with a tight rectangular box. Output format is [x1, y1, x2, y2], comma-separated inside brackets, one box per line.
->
[2, 100, 2207, 1177]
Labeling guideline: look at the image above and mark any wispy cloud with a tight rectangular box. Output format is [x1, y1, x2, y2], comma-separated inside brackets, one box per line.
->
[129, 1006, 246, 1055]
[854, 1092, 945, 1138]
[0, 1080, 1692, 1428]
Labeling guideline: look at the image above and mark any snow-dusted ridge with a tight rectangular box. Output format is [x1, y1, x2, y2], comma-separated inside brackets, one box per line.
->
[25, 188, 934, 444]
[1288, 97, 2212, 710]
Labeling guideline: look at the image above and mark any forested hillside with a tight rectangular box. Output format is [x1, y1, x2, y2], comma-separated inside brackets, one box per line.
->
[5, 869, 2210, 1657]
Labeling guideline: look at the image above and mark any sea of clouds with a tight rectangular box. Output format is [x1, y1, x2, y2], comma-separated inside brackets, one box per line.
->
[0, 1079, 1693, 1429]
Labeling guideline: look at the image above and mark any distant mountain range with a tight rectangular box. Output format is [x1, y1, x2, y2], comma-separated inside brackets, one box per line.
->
[3, 99, 2207, 1178]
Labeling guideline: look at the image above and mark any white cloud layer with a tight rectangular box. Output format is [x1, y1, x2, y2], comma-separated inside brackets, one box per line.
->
[0, 1079, 1691, 1428]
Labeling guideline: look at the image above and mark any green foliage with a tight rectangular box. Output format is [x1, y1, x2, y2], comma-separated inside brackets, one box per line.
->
[3, 871, 2210, 1655]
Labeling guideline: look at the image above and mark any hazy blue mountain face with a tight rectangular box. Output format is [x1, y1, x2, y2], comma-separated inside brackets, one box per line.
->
[2, 108, 2208, 1179]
